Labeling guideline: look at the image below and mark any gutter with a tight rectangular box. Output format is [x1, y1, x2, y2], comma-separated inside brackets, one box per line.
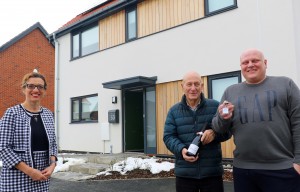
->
[52, 33, 60, 150]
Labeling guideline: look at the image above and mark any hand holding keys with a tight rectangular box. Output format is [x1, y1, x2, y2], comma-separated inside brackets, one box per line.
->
[222, 101, 229, 114]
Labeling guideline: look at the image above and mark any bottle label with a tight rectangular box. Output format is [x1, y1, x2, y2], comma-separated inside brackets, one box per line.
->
[187, 144, 199, 155]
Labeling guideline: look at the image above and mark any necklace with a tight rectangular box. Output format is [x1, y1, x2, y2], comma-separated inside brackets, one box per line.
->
[20, 104, 42, 121]
[33, 115, 39, 122]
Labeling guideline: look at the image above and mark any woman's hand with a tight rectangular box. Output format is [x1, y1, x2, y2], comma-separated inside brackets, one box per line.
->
[16, 161, 47, 181]
[27, 167, 48, 181]
[42, 163, 56, 178]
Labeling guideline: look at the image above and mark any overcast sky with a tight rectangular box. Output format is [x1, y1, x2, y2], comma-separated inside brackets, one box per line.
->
[0, 0, 106, 46]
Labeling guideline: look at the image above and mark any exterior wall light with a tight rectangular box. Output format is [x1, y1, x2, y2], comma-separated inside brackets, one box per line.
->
[112, 96, 117, 104]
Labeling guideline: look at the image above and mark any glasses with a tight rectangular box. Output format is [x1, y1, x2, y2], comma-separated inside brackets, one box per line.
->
[25, 84, 45, 90]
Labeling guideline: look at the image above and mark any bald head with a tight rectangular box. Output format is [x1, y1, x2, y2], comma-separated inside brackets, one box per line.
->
[182, 71, 202, 84]
[240, 49, 265, 63]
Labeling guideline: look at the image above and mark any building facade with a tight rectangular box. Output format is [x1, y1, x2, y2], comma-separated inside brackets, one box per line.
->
[0, 22, 55, 117]
[50, 0, 300, 157]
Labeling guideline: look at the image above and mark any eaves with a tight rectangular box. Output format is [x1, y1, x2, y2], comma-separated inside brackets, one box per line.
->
[48, 0, 139, 42]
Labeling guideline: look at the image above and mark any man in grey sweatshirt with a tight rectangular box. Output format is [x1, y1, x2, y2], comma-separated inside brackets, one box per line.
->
[212, 49, 300, 192]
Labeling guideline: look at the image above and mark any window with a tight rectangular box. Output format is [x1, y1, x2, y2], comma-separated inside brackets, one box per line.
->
[72, 25, 99, 58]
[71, 94, 98, 122]
[208, 71, 241, 101]
[205, 0, 237, 15]
[126, 7, 137, 41]
[72, 34, 80, 58]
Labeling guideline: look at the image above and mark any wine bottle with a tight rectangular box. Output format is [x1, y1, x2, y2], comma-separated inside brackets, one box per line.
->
[186, 123, 207, 157]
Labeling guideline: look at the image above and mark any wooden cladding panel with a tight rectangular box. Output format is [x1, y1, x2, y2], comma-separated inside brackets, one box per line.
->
[222, 137, 235, 158]
[156, 77, 235, 158]
[156, 80, 183, 155]
[138, 0, 204, 37]
[99, 11, 125, 50]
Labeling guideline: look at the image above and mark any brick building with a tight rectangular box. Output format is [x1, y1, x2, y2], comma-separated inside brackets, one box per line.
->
[0, 22, 55, 117]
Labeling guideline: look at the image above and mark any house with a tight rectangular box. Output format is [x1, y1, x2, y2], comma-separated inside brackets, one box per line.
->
[49, 0, 300, 157]
[0, 22, 55, 117]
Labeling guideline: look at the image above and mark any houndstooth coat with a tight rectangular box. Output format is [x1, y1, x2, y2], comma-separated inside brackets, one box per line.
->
[0, 105, 58, 192]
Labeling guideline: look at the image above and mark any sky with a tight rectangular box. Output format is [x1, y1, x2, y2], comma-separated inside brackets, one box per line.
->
[0, 0, 107, 46]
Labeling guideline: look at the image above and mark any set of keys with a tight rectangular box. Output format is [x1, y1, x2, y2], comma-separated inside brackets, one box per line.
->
[222, 101, 229, 114]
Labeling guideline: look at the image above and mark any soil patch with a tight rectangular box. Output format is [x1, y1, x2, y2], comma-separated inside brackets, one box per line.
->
[90, 169, 233, 181]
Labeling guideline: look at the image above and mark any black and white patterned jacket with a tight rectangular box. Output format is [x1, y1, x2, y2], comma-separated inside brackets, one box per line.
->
[0, 104, 57, 169]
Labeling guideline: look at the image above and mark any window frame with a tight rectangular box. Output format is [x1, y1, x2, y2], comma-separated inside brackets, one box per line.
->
[125, 6, 137, 42]
[71, 94, 98, 123]
[207, 71, 241, 100]
[71, 23, 99, 59]
[205, 0, 238, 16]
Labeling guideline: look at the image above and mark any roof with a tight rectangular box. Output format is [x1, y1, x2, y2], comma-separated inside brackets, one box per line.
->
[0, 22, 51, 52]
[49, 0, 136, 41]
[60, 0, 118, 29]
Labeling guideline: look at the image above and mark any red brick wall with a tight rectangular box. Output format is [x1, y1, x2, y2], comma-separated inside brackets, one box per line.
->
[0, 29, 55, 117]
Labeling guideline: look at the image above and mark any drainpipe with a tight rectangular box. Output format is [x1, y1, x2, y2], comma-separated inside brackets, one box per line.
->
[52, 33, 60, 150]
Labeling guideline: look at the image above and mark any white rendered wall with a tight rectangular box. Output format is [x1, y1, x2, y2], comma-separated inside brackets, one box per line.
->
[56, 0, 299, 153]
[292, 0, 300, 85]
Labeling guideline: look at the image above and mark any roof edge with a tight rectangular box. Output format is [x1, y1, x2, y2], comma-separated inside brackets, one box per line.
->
[0, 22, 52, 52]
[48, 0, 137, 42]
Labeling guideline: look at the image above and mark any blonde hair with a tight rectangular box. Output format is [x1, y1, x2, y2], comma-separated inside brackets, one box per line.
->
[21, 72, 47, 90]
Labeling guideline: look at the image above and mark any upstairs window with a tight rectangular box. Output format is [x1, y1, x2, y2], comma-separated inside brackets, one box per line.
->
[205, 0, 237, 15]
[126, 7, 137, 41]
[71, 94, 98, 122]
[72, 25, 99, 58]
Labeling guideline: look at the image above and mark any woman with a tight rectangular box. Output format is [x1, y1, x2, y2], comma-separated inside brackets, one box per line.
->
[0, 71, 57, 191]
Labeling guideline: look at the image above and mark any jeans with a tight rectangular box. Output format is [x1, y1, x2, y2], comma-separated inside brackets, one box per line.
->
[233, 166, 300, 192]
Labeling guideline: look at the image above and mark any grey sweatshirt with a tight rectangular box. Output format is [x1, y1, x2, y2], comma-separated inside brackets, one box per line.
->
[212, 76, 300, 170]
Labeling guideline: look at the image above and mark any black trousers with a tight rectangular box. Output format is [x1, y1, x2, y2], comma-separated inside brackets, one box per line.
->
[176, 176, 224, 192]
[233, 166, 300, 192]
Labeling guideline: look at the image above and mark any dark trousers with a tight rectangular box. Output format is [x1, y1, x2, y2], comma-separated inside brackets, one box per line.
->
[176, 176, 224, 192]
[233, 166, 300, 192]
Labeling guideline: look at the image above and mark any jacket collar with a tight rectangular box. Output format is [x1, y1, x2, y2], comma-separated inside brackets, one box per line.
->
[181, 92, 206, 109]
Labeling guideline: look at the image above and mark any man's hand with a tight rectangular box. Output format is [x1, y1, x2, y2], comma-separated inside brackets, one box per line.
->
[201, 129, 215, 144]
[182, 148, 198, 162]
[293, 163, 300, 175]
[218, 100, 234, 120]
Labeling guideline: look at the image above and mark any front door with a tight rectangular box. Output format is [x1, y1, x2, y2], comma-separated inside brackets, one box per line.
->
[123, 87, 157, 154]
[124, 89, 144, 152]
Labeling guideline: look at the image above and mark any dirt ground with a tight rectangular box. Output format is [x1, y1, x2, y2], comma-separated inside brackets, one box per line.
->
[90, 167, 233, 181]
